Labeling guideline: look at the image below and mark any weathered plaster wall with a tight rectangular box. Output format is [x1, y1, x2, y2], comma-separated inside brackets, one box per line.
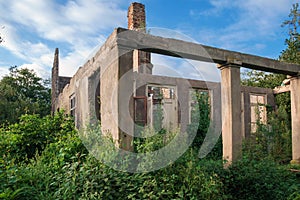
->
[55, 29, 119, 132]
[134, 73, 274, 139]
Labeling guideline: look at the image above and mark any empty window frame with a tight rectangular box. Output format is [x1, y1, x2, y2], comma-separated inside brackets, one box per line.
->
[148, 86, 175, 100]
[147, 85, 177, 131]
[188, 89, 210, 124]
[70, 94, 76, 118]
[250, 94, 267, 132]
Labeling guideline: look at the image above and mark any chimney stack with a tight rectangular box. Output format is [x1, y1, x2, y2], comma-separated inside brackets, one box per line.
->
[127, 2, 153, 74]
[127, 2, 146, 31]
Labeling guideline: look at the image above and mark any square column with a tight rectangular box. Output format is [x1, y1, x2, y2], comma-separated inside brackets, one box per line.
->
[218, 62, 242, 166]
[290, 76, 300, 164]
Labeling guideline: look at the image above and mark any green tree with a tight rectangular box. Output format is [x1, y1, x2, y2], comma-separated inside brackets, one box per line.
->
[280, 3, 300, 64]
[0, 66, 51, 125]
[242, 70, 286, 89]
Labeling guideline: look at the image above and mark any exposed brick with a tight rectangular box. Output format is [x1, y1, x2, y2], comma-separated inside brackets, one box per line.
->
[127, 2, 146, 31]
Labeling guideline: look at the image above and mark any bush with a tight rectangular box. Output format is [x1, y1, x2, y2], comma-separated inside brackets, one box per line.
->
[0, 112, 76, 162]
[243, 104, 292, 163]
[0, 113, 87, 199]
[187, 90, 222, 160]
[221, 157, 300, 200]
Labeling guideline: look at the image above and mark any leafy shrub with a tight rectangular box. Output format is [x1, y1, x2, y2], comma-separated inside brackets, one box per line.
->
[220, 157, 300, 200]
[187, 90, 222, 160]
[243, 104, 292, 163]
[134, 126, 177, 153]
[0, 112, 76, 162]
[0, 114, 87, 199]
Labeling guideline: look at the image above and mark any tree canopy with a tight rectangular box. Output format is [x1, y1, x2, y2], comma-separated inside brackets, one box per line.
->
[0, 66, 51, 125]
[280, 3, 300, 64]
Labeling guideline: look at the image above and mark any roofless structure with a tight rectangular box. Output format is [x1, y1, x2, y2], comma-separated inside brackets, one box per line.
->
[52, 2, 300, 165]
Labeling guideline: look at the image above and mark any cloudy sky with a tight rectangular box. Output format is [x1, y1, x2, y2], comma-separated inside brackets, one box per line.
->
[0, 0, 298, 81]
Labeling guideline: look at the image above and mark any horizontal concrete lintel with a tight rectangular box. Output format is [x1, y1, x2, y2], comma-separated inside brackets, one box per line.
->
[134, 72, 276, 94]
[241, 85, 274, 94]
[273, 85, 291, 94]
[115, 28, 300, 76]
[134, 72, 220, 89]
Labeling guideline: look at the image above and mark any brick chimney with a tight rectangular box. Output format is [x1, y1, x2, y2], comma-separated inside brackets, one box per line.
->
[127, 2, 146, 31]
[128, 2, 153, 74]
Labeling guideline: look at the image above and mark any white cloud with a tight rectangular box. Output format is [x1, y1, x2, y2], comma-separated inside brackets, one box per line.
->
[152, 54, 182, 78]
[152, 54, 220, 82]
[0, 67, 9, 78]
[20, 63, 50, 79]
[65, 0, 126, 32]
[188, 60, 220, 82]
[0, 0, 127, 78]
[0, 23, 53, 76]
[8, 0, 126, 44]
[190, 0, 232, 17]
[192, 0, 298, 56]
[0, 24, 25, 58]
[59, 50, 87, 77]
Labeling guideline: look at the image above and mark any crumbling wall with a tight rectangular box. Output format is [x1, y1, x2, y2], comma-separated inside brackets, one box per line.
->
[54, 29, 120, 130]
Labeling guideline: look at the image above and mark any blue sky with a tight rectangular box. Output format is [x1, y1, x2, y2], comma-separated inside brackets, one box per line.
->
[0, 0, 298, 81]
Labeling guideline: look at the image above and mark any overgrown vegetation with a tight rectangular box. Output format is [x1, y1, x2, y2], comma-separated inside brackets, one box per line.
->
[187, 90, 222, 159]
[241, 2, 299, 165]
[0, 112, 79, 163]
[243, 105, 293, 164]
[0, 100, 299, 199]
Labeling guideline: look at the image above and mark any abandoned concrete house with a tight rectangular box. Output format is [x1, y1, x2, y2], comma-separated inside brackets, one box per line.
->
[51, 2, 300, 164]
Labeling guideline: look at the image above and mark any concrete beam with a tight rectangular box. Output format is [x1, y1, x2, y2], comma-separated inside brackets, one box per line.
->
[116, 28, 300, 75]
[218, 64, 242, 166]
[290, 77, 300, 164]
[273, 85, 290, 94]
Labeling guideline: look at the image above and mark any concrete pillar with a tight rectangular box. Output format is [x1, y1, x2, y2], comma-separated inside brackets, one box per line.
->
[118, 47, 135, 151]
[211, 84, 222, 129]
[242, 90, 251, 138]
[290, 76, 300, 164]
[218, 62, 242, 166]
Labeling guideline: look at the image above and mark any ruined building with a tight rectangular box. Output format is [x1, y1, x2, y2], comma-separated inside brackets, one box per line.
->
[52, 2, 300, 164]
